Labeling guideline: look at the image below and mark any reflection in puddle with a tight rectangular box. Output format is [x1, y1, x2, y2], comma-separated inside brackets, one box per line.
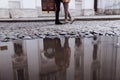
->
[0, 36, 120, 80]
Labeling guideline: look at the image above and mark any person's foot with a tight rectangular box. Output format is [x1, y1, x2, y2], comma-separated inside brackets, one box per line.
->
[68, 18, 74, 22]
[64, 19, 69, 23]
[55, 22, 63, 25]
[69, 18, 75, 24]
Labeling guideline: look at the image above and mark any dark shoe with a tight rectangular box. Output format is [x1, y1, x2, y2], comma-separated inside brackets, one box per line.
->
[55, 22, 63, 25]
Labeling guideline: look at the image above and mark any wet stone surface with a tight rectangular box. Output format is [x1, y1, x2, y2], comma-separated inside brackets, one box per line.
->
[0, 20, 120, 42]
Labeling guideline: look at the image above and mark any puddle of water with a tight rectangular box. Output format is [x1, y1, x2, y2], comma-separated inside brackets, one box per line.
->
[0, 36, 120, 80]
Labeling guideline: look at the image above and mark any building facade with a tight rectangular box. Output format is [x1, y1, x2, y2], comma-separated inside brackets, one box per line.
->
[0, 0, 120, 18]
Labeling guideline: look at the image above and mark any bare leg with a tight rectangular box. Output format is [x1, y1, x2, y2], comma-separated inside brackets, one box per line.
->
[63, 2, 69, 20]
[68, 11, 71, 20]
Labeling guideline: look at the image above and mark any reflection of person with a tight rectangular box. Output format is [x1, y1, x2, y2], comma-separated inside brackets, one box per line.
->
[74, 38, 84, 80]
[55, 38, 71, 68]
[93, 36, 98, 60]
[12, 42, 26, 67]
[74, 38, 82, 68]
[92, 36, 100, 80]
[63, 37, 71, 67]
[14, 43, 23, 56]
[54, 38, 64, 67]
[55, 0, 63, 25]
[41, 38, 68, 80]
[44, 38, 56, 59]
[62, 0, 73, 23]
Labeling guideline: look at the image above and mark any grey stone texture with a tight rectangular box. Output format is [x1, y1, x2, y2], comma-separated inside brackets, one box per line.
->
[0, 20, 120, 42]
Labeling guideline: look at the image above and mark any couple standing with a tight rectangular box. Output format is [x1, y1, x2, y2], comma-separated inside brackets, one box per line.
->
[55, 0, 73, 25]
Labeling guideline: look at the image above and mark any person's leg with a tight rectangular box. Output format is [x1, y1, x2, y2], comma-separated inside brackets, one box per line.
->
[63, 2, 74, 24]
[63, 2, 69, 23]
[68, 11, 71, 20]
[55, 0, 62, 24]
[63, 2, 67, 20]
[68, 11, 74, 23]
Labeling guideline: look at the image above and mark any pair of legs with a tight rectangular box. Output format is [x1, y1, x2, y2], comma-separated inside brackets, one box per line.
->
[55, 0, 62, 24]
[63, 2, 71, 22]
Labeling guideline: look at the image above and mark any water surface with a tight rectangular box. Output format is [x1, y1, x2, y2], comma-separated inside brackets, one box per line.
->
[0, 36, 120, 80]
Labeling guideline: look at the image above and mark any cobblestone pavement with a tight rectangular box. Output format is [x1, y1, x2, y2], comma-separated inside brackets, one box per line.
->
[0, 20, 120, 42]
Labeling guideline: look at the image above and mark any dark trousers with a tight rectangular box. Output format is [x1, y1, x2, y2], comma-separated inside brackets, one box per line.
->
[55, 0, 61, 23]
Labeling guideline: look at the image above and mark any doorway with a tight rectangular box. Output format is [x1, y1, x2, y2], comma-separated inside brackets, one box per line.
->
[42, 0, 55, 13]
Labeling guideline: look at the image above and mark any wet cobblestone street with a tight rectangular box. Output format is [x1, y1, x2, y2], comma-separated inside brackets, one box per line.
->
[1, 20, 120, 80]
[0, 20, 120, 41]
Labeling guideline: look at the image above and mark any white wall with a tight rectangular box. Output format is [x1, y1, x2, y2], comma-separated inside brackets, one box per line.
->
[23, 0, 36, 9]
[36, 0, 41, 7]
[0, 0, 8, 8]
[98, 0, 120, 9]
[82, 0, 94, 9]
[98, 0, 106, 9]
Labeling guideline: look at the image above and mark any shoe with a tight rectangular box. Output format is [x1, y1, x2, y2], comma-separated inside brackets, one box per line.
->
[68, 18, 74, 21]
[64, 19, 69, 23]
[69, 18, 75, 24]
[55, 22, 63, 25]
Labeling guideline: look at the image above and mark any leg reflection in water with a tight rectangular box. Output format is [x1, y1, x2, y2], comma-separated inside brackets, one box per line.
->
[40, 38, 71, 80]
[91, 36, 100, 80]
[55, 37, 71, 68]
[54, 37, 71, 80]
[74, 38, 84, 80]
